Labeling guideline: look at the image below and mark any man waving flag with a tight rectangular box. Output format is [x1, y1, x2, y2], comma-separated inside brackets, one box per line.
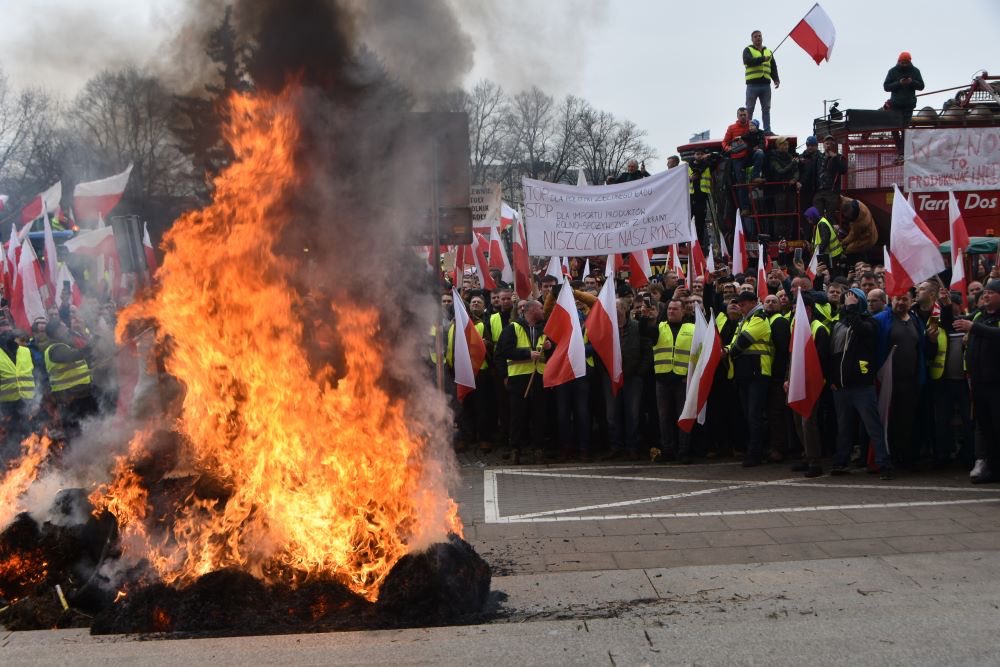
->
[543, 282, 587, 388]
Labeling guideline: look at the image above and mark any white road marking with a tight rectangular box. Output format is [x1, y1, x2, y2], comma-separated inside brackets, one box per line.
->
[483, 468, 1000, 523]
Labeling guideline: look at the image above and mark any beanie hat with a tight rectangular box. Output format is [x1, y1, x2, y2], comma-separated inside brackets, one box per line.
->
[898, 51, 912, 62]
[985, 279, 1000, 294]
[804, 206, 821, 221]
[848, 287, 869, 311]
[805, 136, 818, 145]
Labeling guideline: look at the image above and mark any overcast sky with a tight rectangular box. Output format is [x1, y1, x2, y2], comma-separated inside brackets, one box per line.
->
[2, 0, 999, 172]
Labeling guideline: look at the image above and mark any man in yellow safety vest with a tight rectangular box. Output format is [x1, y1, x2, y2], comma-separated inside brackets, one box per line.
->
[743, 30, 780, 134]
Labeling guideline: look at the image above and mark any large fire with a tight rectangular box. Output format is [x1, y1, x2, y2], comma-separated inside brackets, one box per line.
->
[79, 85, 461, 601]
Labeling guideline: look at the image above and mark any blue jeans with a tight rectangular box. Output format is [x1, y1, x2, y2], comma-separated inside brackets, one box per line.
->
[602, 373, 643, 454]
[832, 386, 891, 471]
[745, 82, 772, 132]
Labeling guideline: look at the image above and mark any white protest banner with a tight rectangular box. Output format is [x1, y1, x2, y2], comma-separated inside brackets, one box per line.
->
[522, 168, 693, 257]
[470, 182, 502, 230]
[904, 128, 1000, 192]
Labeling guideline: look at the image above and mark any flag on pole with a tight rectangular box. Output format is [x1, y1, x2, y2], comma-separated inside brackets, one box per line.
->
[888, 185, 944, 295]
[756, 243, 768, 302]
[806, 251, 819, 281]
[488, 226, 514, 283]
[583, 258, 591, 279]
[57, 262, 82, 307]
[471, 232, 496, 290]
[690, 239, 707, 281]
[788, 3, 836, 65]
[543, 280, 588, 388]
[142, 222, 158, 274]
[20, 181, 61, 225]
[512, 211, 532, 298]
[73, 164, 133, 221]
[787, 295, 825, 417]
[546, 256, 564, 284]
[561, 256, 572, 280]
[670, 245, 685, 281]
[732, 210, 746, 275]
[10, 242, 47, 331]
[718, 227, 730, 259]
[706, 243, 716, 274]
[628, 249, 652, 288]
[41, 210, 59, 300]
[948, 190, 970, 307]
[605, 253, 618, 280]
[451, 288, 486, 402]
[500, 202, 516, 231]
[585, 275, 623, 395]
[678, 306, 722, 431]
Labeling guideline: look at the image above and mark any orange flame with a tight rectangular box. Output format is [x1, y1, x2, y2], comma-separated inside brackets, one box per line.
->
[0, 434, 56, 529]
[96, 85, 461, 601]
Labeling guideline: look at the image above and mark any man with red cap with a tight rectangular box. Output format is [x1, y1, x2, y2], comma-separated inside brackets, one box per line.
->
[883, 51, 925, 126]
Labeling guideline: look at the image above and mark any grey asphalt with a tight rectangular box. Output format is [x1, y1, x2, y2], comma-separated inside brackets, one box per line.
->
[3, 550, 1000, 665]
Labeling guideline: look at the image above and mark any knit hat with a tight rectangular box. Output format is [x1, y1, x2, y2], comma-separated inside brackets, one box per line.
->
[985, 279, 1000, 294]
[805, 136, 818, 145]
[898, 51, 912, 63]
[804, 206, 821, 221]
[848, 287, 869, 311]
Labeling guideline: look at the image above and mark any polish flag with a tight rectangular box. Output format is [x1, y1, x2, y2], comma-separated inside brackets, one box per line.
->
[545, 256, 564, 284]
[706, 244, 716, 274]
[0, 247, 12, 305]
[806, 251, 819, 281]
[471, 232, 496, 290]
[719, 228, 730, 259]
[585, 276, 623, 395]
[787, 294, 825, 418]
[562, 256, 572, 280]
[451, 288, 486, 402]
[732, 210, 746, 275]
[488, 226, 513, 283]
[670, 245, 685, 281]
[5, 222, 22, 292]
[678, 306, 722, 432]
[20, 181, 62, 225]
[605, 253, 618, 280]
[57, 262, 82, 307]
[788, 3, 836, 65]
[500, 202, 516, 232]
[64, 224, 117, 257]
[628, 249, 651, 288]
[10, 242, 47, 331]
[73, 164, 133, 221]
[543, 279, 587, 388]
[512, 212, 532, 298]
[41, 210, 59, 298]
[756, 244, 768, 302]
[888, 185, 943, 296]
[582, 258, 591, 279]
[690, 239, 707, 281]
[143, 222, 158, 274]
[948, 191, 970, 307]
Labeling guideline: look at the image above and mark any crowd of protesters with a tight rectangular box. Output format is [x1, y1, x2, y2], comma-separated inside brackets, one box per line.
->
[439, 156, 1000, 484]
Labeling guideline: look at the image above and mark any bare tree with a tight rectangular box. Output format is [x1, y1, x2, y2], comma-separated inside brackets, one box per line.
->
[0, 69, 60, 218]
[574, 103, 656, 185]
[463, 80, 509, 185]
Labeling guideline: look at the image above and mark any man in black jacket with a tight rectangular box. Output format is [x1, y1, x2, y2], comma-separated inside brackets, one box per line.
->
[883, 52, 925, 125]
[829, 289, 893, 479]
[954, 279, 1000, 483]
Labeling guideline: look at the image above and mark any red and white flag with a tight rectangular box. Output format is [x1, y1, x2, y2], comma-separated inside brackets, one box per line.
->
[451, 288, 486, 402]
[888, 185, 944, 296]
[732, 210, 746, 275]
[678, 306, 722, 432]
[605, 253, 618, 279]
[806, 251, 819, 281]
[73, 164, 133, 221]
[585, 275, 622, 395]
[756, 243, 768, 302]
[948, 190, 970, 306]
[41, 210, 59, 300]
[64, 224, 117, 257]
[20, 181, 61, 225]
[561, 256, 572, 280]
[582, 258, 591, 279]
[787, 294, 825, 418]
[543, 280, 588, 388]
[670, 245, 685, 281]
[718, 228, 730, 259]
[471, 232, 496, 290]
[690, 239, 707, 281]
[546, 256, 565, 284]
[143, 222, 158, 274]
[5, 222, 21, 292]
[706, 243, 716, 274]
[488, 226, 513, 283]
[10, 242, 47, 331]
[512, 212, 532, 299]
[788, 3, 836, 65]
[500, 202, 516, 231]
[628, 249, 652, 288]
[57, 262, 82, 307]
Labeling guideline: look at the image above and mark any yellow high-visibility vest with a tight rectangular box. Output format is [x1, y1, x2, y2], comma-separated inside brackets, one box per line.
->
[506, 322, 546, 377]
[0, 346, 35, 401]
[653, 322, 695, 376]
[43, 343, 92, 394]
[745, 46, 773, 82]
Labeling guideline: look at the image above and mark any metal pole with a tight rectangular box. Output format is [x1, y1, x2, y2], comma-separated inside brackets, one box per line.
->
[431, 140, 445, 393]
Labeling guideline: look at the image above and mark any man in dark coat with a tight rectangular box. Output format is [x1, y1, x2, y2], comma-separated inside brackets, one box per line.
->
[883, 51, 925, 125]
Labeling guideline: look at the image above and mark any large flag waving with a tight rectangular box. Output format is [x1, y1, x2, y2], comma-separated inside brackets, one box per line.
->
[42, 210, 59, 296]
[20, 181, 62, 225]
[488, 225, 514, 283]
[948, 190, 969, 307]
[788, 3, 836, 65]
[888, 185, 944, 295]
[787, 295, 825, 417]
[678, 306, 722, 432]
[732, 210, 746, 276]
[628, 249, 652, 288]
[543, 282, 587, 388]
[73, 164, 133, 221]
[545, 256, 565, 284]
[471, 232, 496, 290]
[756, 243, 768, 302]
[451, 288, 486, 402]
[10, 242, 47, 331]
[585, 276, 622, 395]
[512, 211, 532, 298]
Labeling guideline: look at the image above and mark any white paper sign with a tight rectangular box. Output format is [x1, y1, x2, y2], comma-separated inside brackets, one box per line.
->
[904, 128, 1000, 192]
[522, 168, 693, 257]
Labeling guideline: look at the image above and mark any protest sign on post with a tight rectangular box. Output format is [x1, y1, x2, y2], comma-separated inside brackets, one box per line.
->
[470, 183, 502, 232]
[904, 128, 1000, 192]
[522, 168, 693, 257]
